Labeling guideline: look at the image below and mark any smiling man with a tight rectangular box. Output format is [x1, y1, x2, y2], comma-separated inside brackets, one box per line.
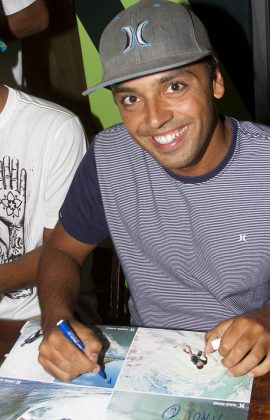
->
[37, 0, 270, 381]
[112, 63, 228, 176]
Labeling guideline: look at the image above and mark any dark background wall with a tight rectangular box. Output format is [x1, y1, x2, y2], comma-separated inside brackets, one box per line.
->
[189, 0, 254, 120]
[21, 0, 97, 139]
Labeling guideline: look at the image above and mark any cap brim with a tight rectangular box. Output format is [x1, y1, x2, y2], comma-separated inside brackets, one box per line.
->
[82, 51, 213, 96]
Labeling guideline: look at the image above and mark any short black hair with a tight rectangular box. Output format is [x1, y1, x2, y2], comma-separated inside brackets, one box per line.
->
[204, 56, 219, 81]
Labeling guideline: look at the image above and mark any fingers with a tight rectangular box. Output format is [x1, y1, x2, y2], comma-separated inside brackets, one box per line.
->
[204, 318, 233, 353]
[3, 156, 11, 189]
[205, 309, 270, 377]
[224, 338, 267, 377]
[11, 158, 19, 191]
[249, 351, 270, 377]
[38, 324, 102, 381]
[0, 157, 23, 193]
[0, 160, 3, 189]
[19, 168, 26, 197]
[68, 318, 103, 359]
[83, 340, 101, 363]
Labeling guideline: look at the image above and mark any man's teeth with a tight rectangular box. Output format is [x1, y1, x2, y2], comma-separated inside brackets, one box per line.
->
[153, 127, 186, 144]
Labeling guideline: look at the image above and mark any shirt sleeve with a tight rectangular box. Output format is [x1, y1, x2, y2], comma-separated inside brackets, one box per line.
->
[44, 115, 87, 229]
[2, 0, 36, 15]
[59, 139, 110, 245]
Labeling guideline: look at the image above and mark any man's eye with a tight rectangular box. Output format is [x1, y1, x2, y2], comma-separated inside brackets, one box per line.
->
[166, 82, 184, 93]
[123, 95, 140, 105]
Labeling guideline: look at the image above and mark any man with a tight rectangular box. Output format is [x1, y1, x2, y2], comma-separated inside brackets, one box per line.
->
[0, 83, 86, 319]
[37, 0, 270, 381]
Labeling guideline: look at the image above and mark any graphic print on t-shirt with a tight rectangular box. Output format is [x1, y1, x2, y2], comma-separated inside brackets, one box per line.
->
[0, 155, 33, 299]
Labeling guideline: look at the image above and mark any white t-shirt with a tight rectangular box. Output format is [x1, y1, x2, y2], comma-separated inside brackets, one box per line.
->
[0, 86, 87, 319]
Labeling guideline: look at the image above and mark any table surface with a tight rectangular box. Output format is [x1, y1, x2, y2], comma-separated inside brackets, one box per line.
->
[0, 320, 269, 419]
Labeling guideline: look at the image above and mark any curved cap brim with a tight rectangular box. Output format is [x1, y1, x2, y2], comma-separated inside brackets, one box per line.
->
[82, 51, 212, 96]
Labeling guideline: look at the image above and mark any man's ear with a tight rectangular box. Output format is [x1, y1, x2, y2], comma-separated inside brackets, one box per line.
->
[213, 68, 225, 99]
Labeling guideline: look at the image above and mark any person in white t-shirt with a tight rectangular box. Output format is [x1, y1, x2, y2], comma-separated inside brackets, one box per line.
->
[0, 0, 49, 89]
[0, 84, 87, 319]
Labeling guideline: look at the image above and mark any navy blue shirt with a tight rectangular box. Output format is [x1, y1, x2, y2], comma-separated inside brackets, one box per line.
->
[59, 140, 109, 244]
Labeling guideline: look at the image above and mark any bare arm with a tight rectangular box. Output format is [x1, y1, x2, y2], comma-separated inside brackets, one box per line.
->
[0, 227, 52, 292]
[205, 304, 270, 377]
[4, 0, 49, 39]
[38, 222, 96, 331]
[37, 221, 102, 380]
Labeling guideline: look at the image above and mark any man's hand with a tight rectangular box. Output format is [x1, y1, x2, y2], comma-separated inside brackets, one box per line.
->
[38, 319, 102, 381]
[205, 305, 270, 377]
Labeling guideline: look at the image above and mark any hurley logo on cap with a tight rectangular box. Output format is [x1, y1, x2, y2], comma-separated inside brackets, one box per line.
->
[122, 21, 151, 53]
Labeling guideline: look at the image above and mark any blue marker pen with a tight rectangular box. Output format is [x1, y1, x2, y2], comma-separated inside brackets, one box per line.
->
[57, 319, 106, 379]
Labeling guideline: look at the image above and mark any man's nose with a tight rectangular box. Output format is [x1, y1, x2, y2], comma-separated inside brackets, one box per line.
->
[144, 98, 173, 129]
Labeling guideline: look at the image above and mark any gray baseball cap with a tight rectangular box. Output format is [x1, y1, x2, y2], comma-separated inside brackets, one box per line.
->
[82, 0, 215, 95]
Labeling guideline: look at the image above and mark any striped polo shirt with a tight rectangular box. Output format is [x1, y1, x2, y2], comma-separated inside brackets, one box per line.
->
[60, 117, 270, 330]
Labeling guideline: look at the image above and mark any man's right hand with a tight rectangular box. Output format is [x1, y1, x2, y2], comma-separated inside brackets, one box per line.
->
[38, 318, 102, 381]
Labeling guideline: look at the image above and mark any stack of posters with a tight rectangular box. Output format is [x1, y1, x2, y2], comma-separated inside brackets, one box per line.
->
[0, 320, 253, 419]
